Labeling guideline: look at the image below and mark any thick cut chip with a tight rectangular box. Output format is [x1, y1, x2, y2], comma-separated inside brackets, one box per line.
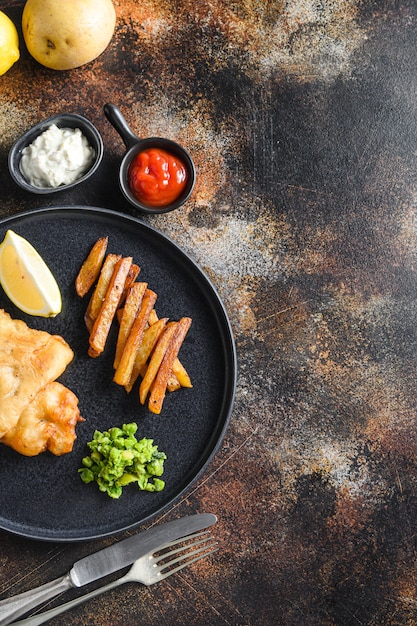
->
[147, 309, 192, 389]
[88, 256, 133, 357]
[119, 263, 141, 306]
[139, 322, 178, 405]
[125, 317, 168, 393]
[113, 288, 157, 386]
[172, 359, 193, 388]
[0, 309, 74, 440]
[114, 282, 147, 369]
[167, 375, 181, 393]
[148, 317, 192, 414]
[75, 236, 108, 297]
[84, 253, 121, 332]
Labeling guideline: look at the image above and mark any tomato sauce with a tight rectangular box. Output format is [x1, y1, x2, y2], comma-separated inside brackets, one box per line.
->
[128, 148, 188, 207]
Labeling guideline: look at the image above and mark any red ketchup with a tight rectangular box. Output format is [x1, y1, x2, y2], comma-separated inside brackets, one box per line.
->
[128, 148, 188, 207]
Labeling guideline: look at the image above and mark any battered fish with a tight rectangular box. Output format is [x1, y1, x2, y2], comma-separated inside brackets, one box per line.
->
[1, 382, 83, 456]
[0, 309, 82, 455]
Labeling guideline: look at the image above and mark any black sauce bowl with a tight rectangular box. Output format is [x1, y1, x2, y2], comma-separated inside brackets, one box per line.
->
[8, 113, 104, 194]
[104, 103, 196, 214]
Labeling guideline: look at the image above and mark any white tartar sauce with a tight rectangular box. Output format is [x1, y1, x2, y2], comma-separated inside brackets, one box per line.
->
[20, 124, 95, 188]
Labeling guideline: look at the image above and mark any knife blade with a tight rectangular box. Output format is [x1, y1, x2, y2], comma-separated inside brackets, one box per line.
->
[0, 513, 217, 626]
[70, 513, 217, 585]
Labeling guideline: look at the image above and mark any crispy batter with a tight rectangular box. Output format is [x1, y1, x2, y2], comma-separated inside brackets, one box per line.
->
[1, 382, 84, 456]
[0, 309, 74, 440]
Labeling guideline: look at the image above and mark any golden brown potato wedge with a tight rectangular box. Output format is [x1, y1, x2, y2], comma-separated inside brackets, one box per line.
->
[139, 322, 178, 405]
[172, 359, 193, 388]
[148, 317, 192, 414]
[148, 309, 159, 325]
[114, 288, 157, 386]
[147, 309, 192, 388]
[125, 317, 168, 393]
[75, 236, 108, 298]
[76, 237, 194, 413]
[85, 253, 121, 332]
[120, 263, 140, 305]
[167, 375, 181, 392]
[113, 282, 147, 369]
[88, 257, 133, 356]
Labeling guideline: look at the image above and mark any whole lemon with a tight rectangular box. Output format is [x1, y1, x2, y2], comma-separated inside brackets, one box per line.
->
[0, 11, 20, 76]
[22, 0, 116, 70]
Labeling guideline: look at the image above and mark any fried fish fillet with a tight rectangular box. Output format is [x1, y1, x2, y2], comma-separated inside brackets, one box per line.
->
[0, 309, 82, 455]
[1, 382, 83, 456]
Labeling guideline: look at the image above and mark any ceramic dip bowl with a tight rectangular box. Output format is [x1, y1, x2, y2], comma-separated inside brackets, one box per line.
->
[104, 103, 196, 214]
[8, 113, 103, 194]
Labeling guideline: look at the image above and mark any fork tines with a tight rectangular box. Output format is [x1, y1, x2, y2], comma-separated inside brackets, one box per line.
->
[154, 531, 218, 578]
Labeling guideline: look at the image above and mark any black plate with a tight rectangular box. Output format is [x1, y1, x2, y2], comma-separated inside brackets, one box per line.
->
[0, 207, 236, 542]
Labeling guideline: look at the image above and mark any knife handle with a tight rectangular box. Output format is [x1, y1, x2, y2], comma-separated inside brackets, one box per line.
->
[0, 573, 73, 626]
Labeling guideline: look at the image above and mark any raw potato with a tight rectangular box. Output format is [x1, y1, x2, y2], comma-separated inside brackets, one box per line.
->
[22, 0, 116, 70]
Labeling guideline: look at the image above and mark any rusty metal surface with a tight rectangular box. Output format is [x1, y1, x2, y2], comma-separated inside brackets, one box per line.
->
[1, 0, 417, 624]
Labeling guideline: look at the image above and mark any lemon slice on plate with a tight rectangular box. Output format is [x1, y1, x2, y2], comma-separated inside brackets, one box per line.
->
[0, 229, 62, 317]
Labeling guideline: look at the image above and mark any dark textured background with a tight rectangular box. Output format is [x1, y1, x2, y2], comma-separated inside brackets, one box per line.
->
[2, 1, 417, 624]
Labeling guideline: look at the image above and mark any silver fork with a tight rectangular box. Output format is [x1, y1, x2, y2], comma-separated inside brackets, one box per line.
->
[13, 531, 218, 625]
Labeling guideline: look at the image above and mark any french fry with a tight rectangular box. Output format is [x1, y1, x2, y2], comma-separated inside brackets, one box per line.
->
[85, 253, 121, 332]
[172, 359, 193, 388]
[167, 375, 181, 392]
[113, 282, 147, 369]
[148, 309, 159, 325]
[75, 236, 108, 297]
[114, 288, 157, 386]
[147, 309, 192, 388]
[88, 256, 133, 356]
[125, 317, 168, 393]
[139, 322, 178, 405]
[148, 317, 192, 414]
[76, 236, 194, 413]
[120, 263, 140, 305]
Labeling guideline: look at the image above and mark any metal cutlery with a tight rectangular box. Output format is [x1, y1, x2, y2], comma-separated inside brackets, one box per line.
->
[14, 530, 218, 625]
[0, 513, 217, 626]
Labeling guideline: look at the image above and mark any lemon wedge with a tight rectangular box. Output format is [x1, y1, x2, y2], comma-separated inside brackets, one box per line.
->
[0, 230, 62, 317]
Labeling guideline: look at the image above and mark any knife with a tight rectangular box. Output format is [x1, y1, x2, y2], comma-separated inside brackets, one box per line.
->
[0, 513, 217, 626]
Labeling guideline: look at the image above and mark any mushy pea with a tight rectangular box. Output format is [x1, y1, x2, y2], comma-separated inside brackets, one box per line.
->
[78, 422, 166, 499]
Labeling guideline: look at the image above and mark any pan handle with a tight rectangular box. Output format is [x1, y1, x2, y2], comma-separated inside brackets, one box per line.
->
[104, 103, 140, 151]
